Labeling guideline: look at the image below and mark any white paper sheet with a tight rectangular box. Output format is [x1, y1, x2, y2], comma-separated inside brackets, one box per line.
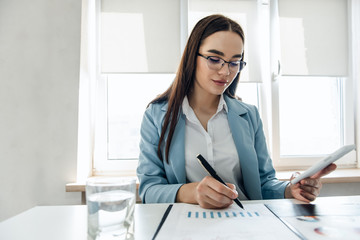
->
[155, 203, 300, 240]
[282, 215, 360, 240]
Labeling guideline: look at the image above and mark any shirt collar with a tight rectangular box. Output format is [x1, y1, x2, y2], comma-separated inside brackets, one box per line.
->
[182, 96, 192, 118]
[217, 94, 228, 113]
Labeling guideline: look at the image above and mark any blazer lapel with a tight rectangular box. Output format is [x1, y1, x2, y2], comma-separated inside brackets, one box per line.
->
[169, 114, 186, 183]
[162, 103, 186, 184]
[225, 96, 263, 200]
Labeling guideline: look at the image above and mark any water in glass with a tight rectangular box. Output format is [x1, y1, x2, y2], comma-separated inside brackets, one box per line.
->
[87, 190, 135, 240]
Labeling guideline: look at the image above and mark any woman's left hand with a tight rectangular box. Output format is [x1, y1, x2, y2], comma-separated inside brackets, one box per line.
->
[285, 163, 337, 202]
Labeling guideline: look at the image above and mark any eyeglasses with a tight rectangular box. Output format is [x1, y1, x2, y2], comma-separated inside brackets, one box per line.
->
[198, 53, 246, 74]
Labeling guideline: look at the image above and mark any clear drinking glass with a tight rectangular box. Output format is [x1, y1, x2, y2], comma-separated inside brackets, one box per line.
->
[86, 177, 136, 240]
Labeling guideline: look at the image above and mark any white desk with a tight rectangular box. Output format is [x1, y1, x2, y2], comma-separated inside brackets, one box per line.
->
[0, 196, 359, 240]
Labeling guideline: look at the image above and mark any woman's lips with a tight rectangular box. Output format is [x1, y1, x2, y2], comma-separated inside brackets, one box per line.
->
[213, 79, 228, 86]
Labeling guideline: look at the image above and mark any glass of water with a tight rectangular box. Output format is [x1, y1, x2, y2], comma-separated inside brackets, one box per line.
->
[86, 177, 136, 240]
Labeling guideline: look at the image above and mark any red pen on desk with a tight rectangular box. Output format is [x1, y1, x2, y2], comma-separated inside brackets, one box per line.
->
[196, 154, 244, 209]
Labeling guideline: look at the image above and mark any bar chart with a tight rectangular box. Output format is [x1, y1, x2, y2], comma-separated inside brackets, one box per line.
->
[187, 210, 260, 219]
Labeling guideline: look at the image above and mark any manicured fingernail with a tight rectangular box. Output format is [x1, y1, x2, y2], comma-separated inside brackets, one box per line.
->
[233, 190, 238, 198]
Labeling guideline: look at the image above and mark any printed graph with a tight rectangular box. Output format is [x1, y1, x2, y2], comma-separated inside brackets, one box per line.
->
[187, 210, 261, 219]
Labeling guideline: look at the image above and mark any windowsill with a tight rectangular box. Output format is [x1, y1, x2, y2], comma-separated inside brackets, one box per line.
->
[66, 178, 140, 204]
[66, 168, 360, 202]
[65, 181, 140, 193]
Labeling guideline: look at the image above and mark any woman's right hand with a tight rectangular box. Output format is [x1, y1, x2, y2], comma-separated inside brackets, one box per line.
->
[176, 176, 238, 209]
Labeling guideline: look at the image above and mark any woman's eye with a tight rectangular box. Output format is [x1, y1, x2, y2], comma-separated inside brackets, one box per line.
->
[230, 61, 240, 67]
[208, 57, 221, 64]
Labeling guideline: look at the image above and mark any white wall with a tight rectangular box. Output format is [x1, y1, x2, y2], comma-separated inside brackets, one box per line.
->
[0, 0, 82, 221]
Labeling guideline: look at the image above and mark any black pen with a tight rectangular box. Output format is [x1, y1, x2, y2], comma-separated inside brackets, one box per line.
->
[196, 154, 244, 209]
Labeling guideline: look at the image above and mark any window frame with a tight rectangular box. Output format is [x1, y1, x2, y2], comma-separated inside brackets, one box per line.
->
[89, 0, 358, 176]
[91, 0, 188, 175]
[267, 0, 357, 170]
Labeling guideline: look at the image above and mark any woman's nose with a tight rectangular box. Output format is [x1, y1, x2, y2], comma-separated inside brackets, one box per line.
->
[217, 63, 231, 76]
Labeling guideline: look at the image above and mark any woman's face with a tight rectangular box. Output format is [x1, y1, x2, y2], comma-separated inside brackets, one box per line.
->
[194, 31, 244, 97]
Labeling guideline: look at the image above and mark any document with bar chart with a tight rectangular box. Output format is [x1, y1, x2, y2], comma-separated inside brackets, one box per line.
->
[155, 203, 300, 240]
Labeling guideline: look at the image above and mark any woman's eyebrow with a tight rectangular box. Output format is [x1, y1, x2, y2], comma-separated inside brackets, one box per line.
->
[207, 49, 243, 59]
[207, 49, 224, 56]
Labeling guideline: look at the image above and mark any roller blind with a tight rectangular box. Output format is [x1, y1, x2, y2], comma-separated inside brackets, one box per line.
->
[189, 0, 263, 82]
[278, 0, 348, 76]
[101, 0, 180, 73]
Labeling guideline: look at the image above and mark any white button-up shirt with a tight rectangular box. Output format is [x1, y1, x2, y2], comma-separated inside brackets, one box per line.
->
[182, 95, 248, 200]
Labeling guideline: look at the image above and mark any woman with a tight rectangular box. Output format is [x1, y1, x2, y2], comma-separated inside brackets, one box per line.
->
[137, 14, 336, 209]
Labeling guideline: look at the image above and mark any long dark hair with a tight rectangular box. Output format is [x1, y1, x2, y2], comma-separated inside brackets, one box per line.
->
[149, 14, 245, 163]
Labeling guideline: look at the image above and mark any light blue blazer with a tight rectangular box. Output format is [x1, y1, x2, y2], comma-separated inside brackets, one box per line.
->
[137, 94, 289, 203]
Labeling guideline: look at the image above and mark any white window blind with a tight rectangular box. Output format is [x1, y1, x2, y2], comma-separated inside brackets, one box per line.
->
[101, 0, 181, 73]
[278, 0, 348, 76]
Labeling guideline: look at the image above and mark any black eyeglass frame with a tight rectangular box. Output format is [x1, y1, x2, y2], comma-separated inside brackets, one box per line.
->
[197, 53, 247, 73]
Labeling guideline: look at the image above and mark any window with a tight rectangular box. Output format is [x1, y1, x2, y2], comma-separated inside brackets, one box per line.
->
[92, 0, 181, 174]
[79, 0, 357, 176]
[269, 0, 356, 169]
